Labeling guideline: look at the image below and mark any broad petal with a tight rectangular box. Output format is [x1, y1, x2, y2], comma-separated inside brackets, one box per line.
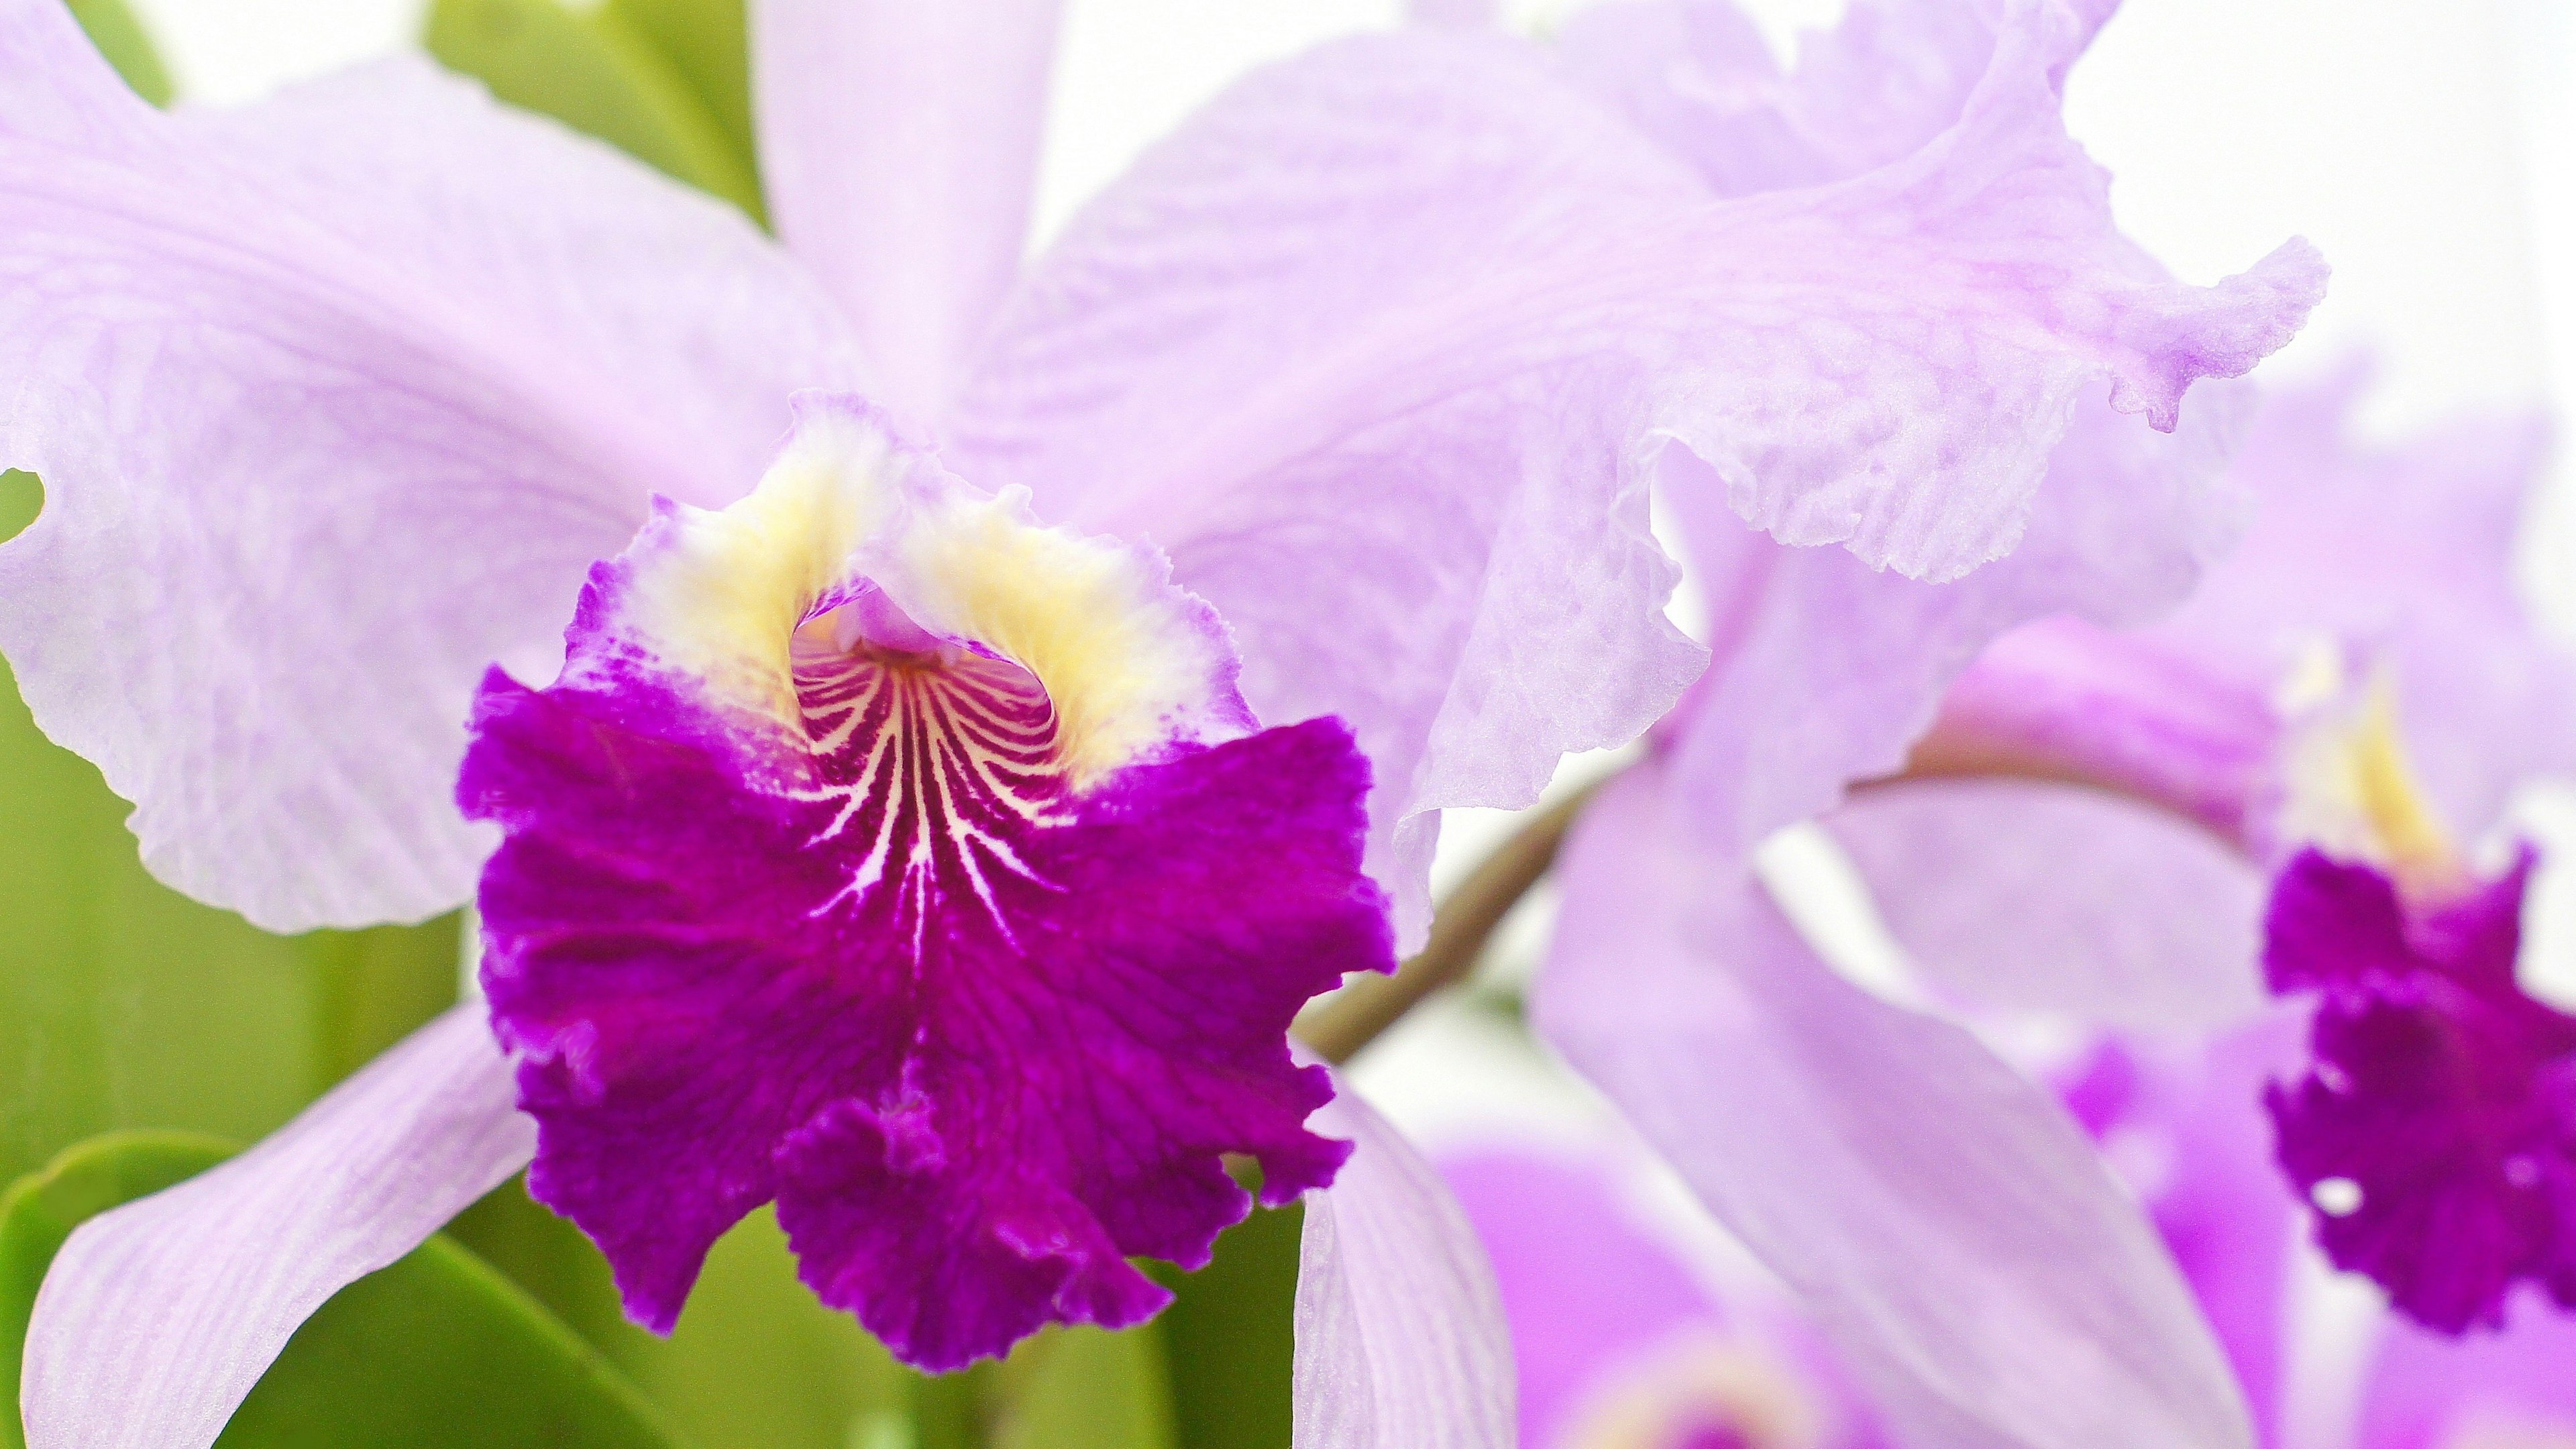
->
[952, 17, 2315, 942]
[1826, 779, 2267, 1032]
[0, 1, 867, 930]
[462, 401, 1387, 1368]
[1535, 765, 2253, 1449]
[1293, 1079, 1514, 1449]
[752, 0, 1059, 419]
[21, 1006, 533, 1449]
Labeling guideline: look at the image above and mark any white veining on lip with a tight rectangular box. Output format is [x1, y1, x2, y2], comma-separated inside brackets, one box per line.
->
[786, 635, 1066, 943]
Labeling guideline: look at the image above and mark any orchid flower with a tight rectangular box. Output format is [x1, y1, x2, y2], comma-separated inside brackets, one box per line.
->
[1, 0, 2319, 1442]
[2071, 1026, 2576, 1449]
[1815, 361, 2576, 1343]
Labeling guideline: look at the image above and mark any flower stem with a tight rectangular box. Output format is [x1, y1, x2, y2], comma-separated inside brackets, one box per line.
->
[1293, 778, 1607, 1065]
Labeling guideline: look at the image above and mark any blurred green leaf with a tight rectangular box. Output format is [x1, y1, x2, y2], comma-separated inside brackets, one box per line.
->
[1150, 1202, 1303, 1449]
[606, 0, 753, 166]
[426, 0, 763, 221]
[65, 0, 172, 103]
[452, 1187, 918, 1449]
[1, 1131, 684, 1448]
[986, 1322, 1177, 1449]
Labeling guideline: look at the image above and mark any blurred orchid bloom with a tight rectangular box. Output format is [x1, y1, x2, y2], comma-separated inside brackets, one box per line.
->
[1442, 1142, 1894, 1449]
[0, 0, 2318, 1441]
[1817, 362, 2576, 1342]
[2071, 1028, 2576, 1449]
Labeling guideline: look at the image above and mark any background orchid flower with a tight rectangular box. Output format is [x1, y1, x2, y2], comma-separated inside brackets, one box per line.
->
[0, 0, 2322, 1442]
[2070, 1024, 2576, 1449]
[1441, 1142, 1893, 1449]
[1820, 365, 2576, 1340]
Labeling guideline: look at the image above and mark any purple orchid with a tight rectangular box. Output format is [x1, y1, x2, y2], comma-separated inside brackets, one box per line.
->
[0, 0, 2320, 1442]
[2070, 1025, 2576, 1449]
[1816, 360, 2576, 1342]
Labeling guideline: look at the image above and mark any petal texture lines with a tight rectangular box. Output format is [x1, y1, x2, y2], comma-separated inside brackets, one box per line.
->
[0, 2, 867, 930]
[753, 0, 1060, 418]
[1293, 1081, 1514, 1449]
[952, 9, 2315, 943]
[1536, 766, 2253, 1449]
[21, 1006, 534, 1449]
[460, 407, 1390, 1368]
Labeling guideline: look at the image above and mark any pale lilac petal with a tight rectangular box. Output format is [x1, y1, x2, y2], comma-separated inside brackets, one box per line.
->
[0, 3, 866, 930]
[1294, 1078, 1514, 1449]
[1536, 765, 2252, 1449]
[1827, 780, 2267, 1032]
[952, 15, 2316, 941]
[1561, 0, 2126, 197]
[2060, 1023, 2308, 1446]
[2355, 1303, 2576, 1449]
[2153, 369, 2575, 834]
[22, 1006, 534, 1449]
[753, 0, 1059, 419]
[1663, 381, 2255, 858]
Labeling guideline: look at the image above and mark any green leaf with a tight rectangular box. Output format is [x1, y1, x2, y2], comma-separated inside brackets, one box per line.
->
[605, 0, 753, 166]
[1150, 1203, 1303, 1449]
[1, 1131, 685, 1448]
[985, 1323, 1177, 1449]
[451, 1185, 918, 1449]
[66, 0, 173, 104]
[425, 0, 765, 221]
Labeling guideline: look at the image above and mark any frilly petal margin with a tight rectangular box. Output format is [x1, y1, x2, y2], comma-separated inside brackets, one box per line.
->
[1534, 765, 2252, 1449]
[951, 9, 2319, 947]
[752, 0, 1059, 419]
[0, 0, 867, 930]
[21, 1007, 533, 1449]
[1660, 376, 2258, 863]
[1292, 1075, 1514, 1449]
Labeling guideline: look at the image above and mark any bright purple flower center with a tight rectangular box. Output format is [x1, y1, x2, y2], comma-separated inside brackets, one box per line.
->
[456, 398, 1392, 1368]
[2262, 845, 2576, 1332]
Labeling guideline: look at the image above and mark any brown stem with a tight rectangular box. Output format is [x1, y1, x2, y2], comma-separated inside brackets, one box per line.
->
[1293, 777, 1609, 1065]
